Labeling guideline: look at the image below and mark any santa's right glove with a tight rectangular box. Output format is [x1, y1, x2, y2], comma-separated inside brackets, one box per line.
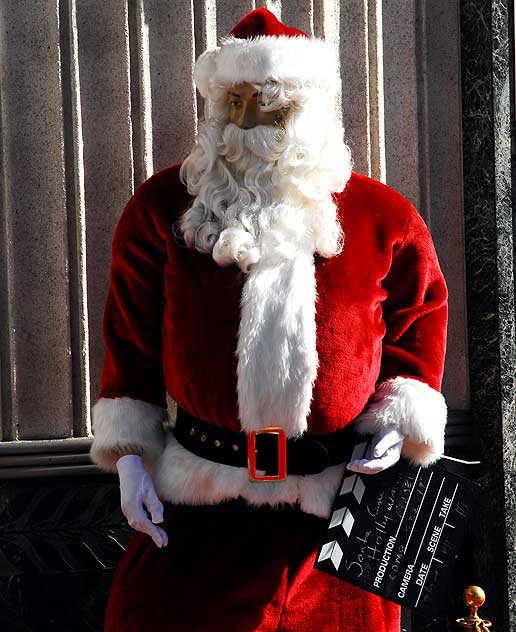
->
[116, 454, 169, 548]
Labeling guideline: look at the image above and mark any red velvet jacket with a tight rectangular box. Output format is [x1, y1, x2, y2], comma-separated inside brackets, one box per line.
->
[90, 164, 448, 518]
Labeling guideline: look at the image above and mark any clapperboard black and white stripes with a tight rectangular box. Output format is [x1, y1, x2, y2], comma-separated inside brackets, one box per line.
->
[314, 440, 480, 616]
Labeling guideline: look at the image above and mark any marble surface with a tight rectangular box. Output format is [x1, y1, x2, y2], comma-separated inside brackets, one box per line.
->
[459, 0, 516, 631]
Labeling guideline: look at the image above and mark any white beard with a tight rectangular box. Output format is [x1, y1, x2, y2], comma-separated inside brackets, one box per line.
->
[179, 120, 352, 436]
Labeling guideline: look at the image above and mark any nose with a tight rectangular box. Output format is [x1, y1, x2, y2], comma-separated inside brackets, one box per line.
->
[240, 102, 257, 130]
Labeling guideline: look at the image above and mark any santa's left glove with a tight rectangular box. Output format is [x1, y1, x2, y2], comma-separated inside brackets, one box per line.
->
[346, 425, 404, 475]
[116, 455, 169, 547]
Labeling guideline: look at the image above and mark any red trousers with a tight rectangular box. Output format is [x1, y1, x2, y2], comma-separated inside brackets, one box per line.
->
[105, 498, 400, 631]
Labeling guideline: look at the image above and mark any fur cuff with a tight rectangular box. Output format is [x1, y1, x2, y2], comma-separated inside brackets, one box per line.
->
[152, 431, 346, 519]
[90, 397, 167, 473]
[351, 376, 447, 467]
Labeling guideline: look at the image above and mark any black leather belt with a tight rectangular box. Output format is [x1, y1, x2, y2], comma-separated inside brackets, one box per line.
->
[172, 405, 360, 479]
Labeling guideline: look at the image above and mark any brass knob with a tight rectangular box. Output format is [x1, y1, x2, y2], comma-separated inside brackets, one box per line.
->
[464, 586, 485, 609]
[455, 585, 492, 630]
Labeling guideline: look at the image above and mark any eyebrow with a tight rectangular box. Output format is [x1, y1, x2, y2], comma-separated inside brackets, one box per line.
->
[228, 91, 259, 98]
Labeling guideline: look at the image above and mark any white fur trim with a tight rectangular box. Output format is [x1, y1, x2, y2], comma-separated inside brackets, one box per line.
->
[236, 251, 318, 437]
[90, 397, 167, 473]
[194, 35, 340, 99]
[152, 430, 346, 519]
[351, 377, 448, 467]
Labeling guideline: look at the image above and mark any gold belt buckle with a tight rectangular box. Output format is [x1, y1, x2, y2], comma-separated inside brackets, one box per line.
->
[247, 426, 287, 482]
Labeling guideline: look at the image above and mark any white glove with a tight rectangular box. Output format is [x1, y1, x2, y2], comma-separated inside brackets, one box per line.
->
[346, 425, 405, 475]
[116, 454, 168, 547]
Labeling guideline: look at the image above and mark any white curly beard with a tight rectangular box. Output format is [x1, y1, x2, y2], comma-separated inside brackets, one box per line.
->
[179, 115, 352, 435]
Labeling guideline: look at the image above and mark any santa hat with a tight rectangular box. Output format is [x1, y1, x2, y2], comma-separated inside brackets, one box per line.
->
[193, 8, 340, 100]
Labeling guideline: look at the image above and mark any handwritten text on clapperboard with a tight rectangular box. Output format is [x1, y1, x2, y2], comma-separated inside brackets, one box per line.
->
[315, 442, 478, 615]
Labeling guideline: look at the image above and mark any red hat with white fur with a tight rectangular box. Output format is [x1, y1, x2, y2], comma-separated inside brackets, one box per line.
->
[193, 8, 340, 99]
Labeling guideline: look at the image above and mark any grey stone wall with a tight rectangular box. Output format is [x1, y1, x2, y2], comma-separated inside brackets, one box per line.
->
[0, 0, 469, 460]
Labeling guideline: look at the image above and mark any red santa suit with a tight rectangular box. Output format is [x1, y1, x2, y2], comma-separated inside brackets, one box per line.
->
[90, 9, 448, 632]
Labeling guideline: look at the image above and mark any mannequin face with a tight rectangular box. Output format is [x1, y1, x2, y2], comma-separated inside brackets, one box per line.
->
[227, 82, 287, 129]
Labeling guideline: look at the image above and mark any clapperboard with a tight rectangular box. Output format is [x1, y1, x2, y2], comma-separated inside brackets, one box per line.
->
[314, 440, 480, 616]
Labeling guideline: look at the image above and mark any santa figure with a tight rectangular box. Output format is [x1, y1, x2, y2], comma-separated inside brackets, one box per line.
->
[90, 8, 448, 632]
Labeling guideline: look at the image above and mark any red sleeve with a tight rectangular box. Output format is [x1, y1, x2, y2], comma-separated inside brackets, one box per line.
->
[378, 202, 448, 391]
[90, 186, 168, 473]
[353, 203, 449, 467]
[98, 187, 167, 408]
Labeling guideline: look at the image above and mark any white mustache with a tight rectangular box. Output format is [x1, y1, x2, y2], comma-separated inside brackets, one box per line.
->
[218, 122, 287, 163]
